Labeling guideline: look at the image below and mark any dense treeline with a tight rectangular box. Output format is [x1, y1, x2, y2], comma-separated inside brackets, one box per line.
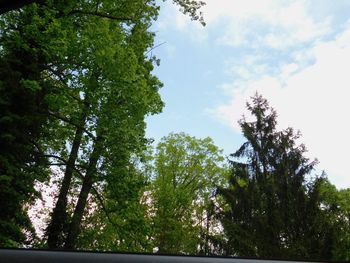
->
[0, 1, 349, 261]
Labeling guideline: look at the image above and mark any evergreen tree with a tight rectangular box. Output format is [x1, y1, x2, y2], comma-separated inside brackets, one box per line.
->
[218, 94, 335, 260]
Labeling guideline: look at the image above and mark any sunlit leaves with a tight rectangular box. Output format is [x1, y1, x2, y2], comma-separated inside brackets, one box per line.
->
[151, 133, 226, 254]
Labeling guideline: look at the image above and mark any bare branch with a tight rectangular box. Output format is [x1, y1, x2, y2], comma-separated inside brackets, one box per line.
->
[146, 42, 166, 55]
[44, 154, 87, 172]
[44, 154, 68, 164]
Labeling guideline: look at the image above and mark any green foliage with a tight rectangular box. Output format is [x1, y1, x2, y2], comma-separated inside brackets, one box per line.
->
[76, 157, 154, 252]
[170, 0, 206, 26]
[318, 179, 350, 261]
[38, 0, 165, 249]
[0, 4, 55, 246]
[0, 0, 163, 248]
[0, 0, 208, 250]
[2, 0, 349, 259]
[151, 133, 226, 254]
[218, 94, 341, 260]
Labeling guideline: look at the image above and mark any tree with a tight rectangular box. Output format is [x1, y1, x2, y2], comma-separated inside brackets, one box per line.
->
[0, 0, 206, 25]
[318, 179, 350, 261]
[0, 4, 58, 246]
[0, 0, 207, 249]
[151, 133, 226, 254]
[218, 94, 336, 260]
[40, 0, 164, 249]
[75, 153, 155, 252]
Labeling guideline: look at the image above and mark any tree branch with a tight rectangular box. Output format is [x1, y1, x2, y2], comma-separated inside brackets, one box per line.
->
[48, 111, 95, 139]
[90, 185, 116, 226]
[45, 67, 85, 105]
[146, 42, 166, 55]
[68, 10, 132, 21]
[44, 154, 87, 172]
[45, 155, 117, 230]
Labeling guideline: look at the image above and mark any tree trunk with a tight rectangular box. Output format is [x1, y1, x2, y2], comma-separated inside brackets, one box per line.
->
[64, 135, 103, 249]
[205, 209, 210, 255]
[47, 108, 88, 249]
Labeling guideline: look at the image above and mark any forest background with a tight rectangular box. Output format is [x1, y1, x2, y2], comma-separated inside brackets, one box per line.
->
[0, 0, 349, 261]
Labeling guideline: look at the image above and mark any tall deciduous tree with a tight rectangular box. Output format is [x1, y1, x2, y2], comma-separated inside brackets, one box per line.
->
[218, 94, 337, 260]
[151, 133, 226, 254]
[0, 0, 206, 249]
[75, 153, 154, 252]
[42, 0, 164, 249]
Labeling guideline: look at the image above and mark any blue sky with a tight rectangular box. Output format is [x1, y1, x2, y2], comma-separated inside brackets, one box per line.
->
[146, 0, 350, 189]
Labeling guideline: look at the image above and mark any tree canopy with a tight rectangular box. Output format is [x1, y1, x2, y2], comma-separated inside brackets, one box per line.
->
[151, 133, 226, 254]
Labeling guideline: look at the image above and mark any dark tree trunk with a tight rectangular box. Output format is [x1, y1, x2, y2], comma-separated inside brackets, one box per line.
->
[64, 136, 103, 249]
[46, 109, 87, 249]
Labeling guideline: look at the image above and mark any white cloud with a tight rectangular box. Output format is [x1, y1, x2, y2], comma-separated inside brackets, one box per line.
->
[212, 25, 350, 189]
[155, 0, 332, 50]
[155, 1, 350, 188]
[155, 1, 208, 42]
[157, 0, 331, 48]
[224, 55, 270, 82]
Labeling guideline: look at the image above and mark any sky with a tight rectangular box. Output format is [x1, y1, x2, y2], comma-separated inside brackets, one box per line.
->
[146, 0, 350, 189]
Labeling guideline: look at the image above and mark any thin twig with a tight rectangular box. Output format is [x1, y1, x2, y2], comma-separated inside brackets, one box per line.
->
[146, 41, 166, 55]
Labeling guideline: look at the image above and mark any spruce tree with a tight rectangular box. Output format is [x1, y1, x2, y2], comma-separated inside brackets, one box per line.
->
[218, 94, 334, 260]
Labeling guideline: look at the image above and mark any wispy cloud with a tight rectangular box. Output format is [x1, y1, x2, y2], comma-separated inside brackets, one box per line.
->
[154, 0, 350, 188]
[165, 0, 332, 48]
[211, 24, 350, 189]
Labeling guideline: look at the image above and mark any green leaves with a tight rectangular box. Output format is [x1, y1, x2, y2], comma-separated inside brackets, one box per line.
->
[218, 94, 349, 261]
[20, 79, 41, 91]
[171, 0, 206, 26]
[317, 179, 350, 260]
[151, 133, 226, 254]
[7, 1, 350, 259]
